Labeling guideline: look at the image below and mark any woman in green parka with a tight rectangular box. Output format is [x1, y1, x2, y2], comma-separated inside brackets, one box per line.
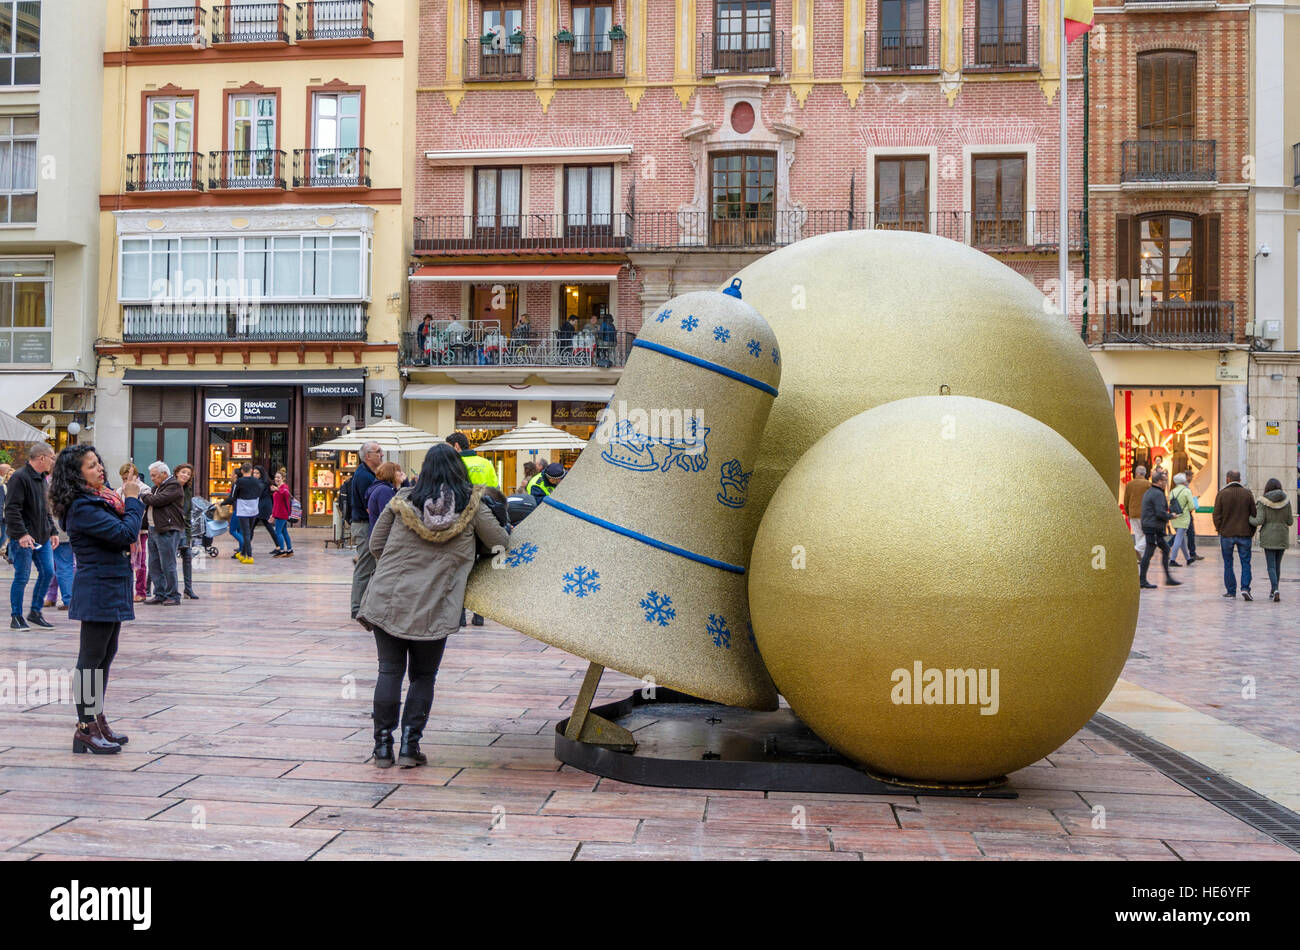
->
[1249, 478, 1294, 602]
[1167, 472, 1195, 566]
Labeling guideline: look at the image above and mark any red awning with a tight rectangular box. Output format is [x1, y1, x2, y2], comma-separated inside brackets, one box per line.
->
[409, 263, 622, 282]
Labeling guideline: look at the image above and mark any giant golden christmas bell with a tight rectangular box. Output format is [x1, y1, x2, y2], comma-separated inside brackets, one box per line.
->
[748, 396, 1139, 783]
[728, 230, 1120, 546]
[466, 289, 781, 710]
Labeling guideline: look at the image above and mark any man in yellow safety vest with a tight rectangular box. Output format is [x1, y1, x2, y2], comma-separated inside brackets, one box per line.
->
[527, 462, 566, 505]
[446, 432, 498, 487]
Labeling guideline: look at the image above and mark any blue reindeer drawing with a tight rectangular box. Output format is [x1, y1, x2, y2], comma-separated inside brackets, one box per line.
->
[602, 418, 710, 473]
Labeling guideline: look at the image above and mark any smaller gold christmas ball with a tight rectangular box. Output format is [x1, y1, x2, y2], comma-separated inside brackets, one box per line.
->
[748, 396, 1139, 783]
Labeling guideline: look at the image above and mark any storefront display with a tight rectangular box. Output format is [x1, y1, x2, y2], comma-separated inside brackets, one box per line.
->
[307, 442, 358, 526]
[1114, 386, 1219, 514]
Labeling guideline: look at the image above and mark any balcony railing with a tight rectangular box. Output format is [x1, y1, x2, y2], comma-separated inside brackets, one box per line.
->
[125, 152, 204, 192]
[1294, 142, 1300, 187]
[1099, 301, 1235, 344]
[465, 35, 535, 81]
[208, 150, 287, 190]
[129, 6, 205, 47]
[400, 323, 632, 369]
[1121, 140, 1217, 183]
[211, 2, 290, 43]
[700, 30, 786, 76]
[864, 29, 941, 74]
[555, 33, 625, 78]
[414, 214, 633, 252]
[123, 302, 367, 343]
[962, 27, 1036, 71]
[296, 0, 373, 41]
[292, 147, 371, 188]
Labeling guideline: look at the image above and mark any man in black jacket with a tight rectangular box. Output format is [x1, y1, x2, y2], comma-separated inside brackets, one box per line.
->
[142, 462, 185, 605]
[1139, 471, 1182, 590]
[349, 440, 383, 619]
[4, 443, 58, 628]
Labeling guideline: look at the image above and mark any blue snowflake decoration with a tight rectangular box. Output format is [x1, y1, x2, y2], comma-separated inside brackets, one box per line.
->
[707, 614, 732, 649]
[681, 314, 699, 332]
[562, 565, 601, 598]
[772, 348, 780, 365]
[504, 542, 538, 567]
[713, 326, 731, 343]
[654, 307, 672, 324]
[746, 339, 762, 357]
[639, 591, 676, 627]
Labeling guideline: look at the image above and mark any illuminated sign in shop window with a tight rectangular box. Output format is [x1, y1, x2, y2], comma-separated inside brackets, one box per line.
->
[1114, 387, 1219, 505]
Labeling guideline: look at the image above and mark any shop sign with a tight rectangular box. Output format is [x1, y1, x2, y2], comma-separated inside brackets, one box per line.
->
[456, 400, 517, 427]
[205, 398, 241, 423]
[312, 449, 339, 462]
[1265, 421, 1280, 436]
[13, 332, 50, 364]
[304, 382, 364, 398]
[232, 439, 253, 459]
[28, 393, 63, 412]
[241, 398, 289, 423]
[370, 392, 385, 418]
[551, 400, 608, 426]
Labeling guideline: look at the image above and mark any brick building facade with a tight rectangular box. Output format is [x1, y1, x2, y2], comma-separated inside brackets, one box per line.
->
[408, 0, 1086, 490]
[1085, 2, 1252, 525]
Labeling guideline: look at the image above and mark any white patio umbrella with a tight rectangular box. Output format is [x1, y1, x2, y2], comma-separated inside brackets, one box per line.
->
[473, 418, 588, 453]
[0, 409, 49, 443]
[310, 417, 443, 454]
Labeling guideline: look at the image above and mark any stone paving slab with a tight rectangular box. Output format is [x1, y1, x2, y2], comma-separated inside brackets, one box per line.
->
[0, 527, 1292, 861]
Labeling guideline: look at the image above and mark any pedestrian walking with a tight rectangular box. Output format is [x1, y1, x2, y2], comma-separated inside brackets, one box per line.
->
[252, 465, 280, 554]
[1121, 465, 1151, 558]
[1182, 469, 1204, 562]
[0, 462, 12, 559]
[49, 445, 142, 755]
[142, 462, 185, 606]
[1212, 470, 1256, 600]
[349, 440, 383, 618]
[175, 463, 199, 599]
[1138, 471, 1181, 590]
[117, 463, 151, 602]
[1167, 473, 1196, 567]
[271, 471, 295, 557]
[224, 462, 264, 564]
[356, 443, 509, 768]
[1249, 478, 1293, 603]
[5, 442, 59, 629]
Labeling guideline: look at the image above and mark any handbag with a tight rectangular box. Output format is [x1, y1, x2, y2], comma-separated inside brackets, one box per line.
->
[290, 496, 303, 524]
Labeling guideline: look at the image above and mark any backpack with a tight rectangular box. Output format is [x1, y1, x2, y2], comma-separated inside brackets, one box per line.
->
[290, 496, 303, 524]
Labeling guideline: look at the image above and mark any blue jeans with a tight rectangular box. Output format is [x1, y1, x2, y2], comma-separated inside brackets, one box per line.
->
[1220, 536, 1253, 595]
[273, 517, 293, 552]
[50, 542, 75, 605]
[1168, 527, 1189, 564]
[9, 539, 55, 616]
[1264, 548, 1284, 595]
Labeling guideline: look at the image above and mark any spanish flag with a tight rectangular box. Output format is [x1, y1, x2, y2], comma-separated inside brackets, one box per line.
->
[1064, 0, 1094, 43]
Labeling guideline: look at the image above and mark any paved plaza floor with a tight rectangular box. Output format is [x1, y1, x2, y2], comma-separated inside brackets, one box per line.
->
[0, 529, 1295, 861]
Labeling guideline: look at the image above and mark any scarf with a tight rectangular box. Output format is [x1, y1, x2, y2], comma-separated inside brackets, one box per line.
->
[95, 486, 125, 515]
[421, 487, 458, 531]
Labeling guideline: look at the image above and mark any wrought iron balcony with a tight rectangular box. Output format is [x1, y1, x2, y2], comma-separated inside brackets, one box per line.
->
[1098, 301, 1234, 344]
[211, 2, 289, 44]
[864, 29, 941, 74]
[296, 0, 373, 41]
[962, 27, 1036, 71]
[414, 214, 633, 253]
[125, 152, 204, 192]
[123, 302, 367, 343]
[555, 33, 625, 78]
[292, 147, 371, 188]
[400, 323, 631, 369]
[208, 150, 287, 190]
[465, 35, 535, 81]
[1121, 140, 1217, 183]
[129, 5, 206, 48]
[699, 30, 786, 76]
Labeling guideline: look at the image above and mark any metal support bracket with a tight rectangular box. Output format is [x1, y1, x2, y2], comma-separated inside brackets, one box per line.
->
[562, 662, 637, 753]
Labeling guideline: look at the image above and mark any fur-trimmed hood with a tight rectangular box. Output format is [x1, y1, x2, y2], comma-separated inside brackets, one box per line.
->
[1260, 490, 1290, 509]
[389, 485, 484, 543]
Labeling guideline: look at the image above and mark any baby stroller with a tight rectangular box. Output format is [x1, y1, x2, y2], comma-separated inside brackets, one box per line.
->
[193, 496, 229, 557]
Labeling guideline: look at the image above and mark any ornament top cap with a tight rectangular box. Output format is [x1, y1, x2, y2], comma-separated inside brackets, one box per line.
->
[638, 288, 781, 394]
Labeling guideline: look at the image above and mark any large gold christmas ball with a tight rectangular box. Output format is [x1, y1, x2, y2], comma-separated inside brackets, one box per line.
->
[727, 230, 1120, 545]
[748, 396, 1138, 783]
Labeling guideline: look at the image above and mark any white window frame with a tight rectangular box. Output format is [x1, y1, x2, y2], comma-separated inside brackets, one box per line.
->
[0, 0, 40, 87]
[0, 254, 52, 366]
[0, 114, 37, 225]
[228, 93, 277, 181]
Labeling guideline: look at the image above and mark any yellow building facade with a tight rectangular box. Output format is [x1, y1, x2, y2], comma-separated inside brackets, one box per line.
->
[92, 0, 415, 525]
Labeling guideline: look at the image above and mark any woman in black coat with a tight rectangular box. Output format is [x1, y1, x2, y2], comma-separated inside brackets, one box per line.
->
[49, 445, 144, 755]
[251, 464, 281, 554]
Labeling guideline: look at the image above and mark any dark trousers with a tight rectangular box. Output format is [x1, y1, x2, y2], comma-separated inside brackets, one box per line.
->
[1186, 518, 1198, 557]
[372, 627, 448, 735]
[238, 517, 255, 557]
[75, 620, 121, 722]
[179, 544, 194, 595]
[1140, 530, 1171, 583]
[1264, 548, 1284, 594]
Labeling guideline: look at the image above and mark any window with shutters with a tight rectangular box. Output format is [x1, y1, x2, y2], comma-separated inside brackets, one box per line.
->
[1112, 211, 1226, 341]
[1138, 213, 1194, 303]
[875, 157, 929, 232]
[130, 387, 193, 471]
[1126, 51, 1212, 181]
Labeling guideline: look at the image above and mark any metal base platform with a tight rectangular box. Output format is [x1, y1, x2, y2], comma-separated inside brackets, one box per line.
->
[555, 688, 1017, 798]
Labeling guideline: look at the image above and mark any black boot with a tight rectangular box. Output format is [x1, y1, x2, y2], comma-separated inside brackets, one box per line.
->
[397, 726, 426, 768]
[373, 726, 395, 768]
